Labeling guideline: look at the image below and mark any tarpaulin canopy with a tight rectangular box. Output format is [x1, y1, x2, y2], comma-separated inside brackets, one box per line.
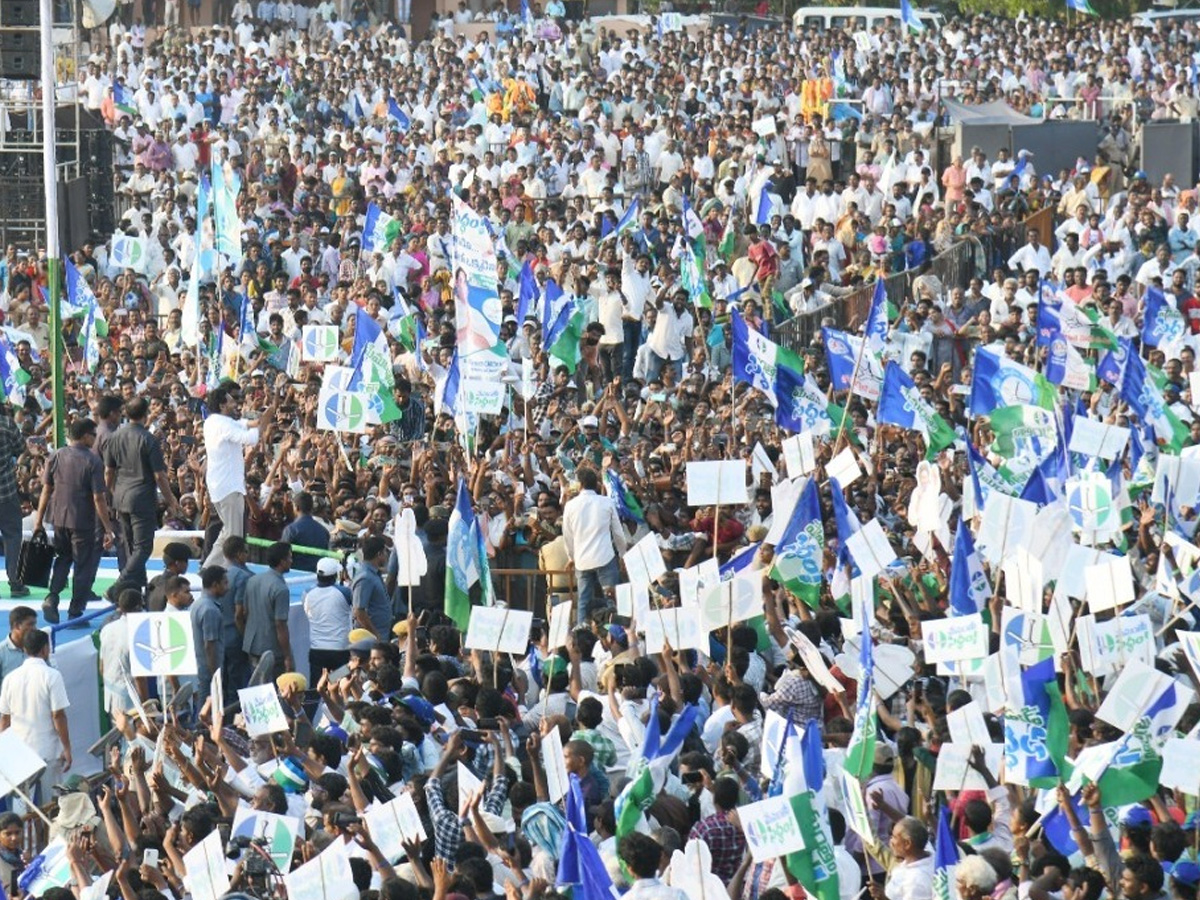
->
[942, 99, 1040, 125]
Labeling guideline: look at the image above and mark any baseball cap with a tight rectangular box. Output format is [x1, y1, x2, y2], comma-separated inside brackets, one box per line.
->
[1173, 863, 1200, 887]
[316, 558, 341, 577]
[1122, 807, 1153, 827]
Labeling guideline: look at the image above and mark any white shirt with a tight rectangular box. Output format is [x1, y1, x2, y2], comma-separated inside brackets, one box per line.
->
[1007, 243, 1053, 277]
[203, 413, 260, 501]
[562, 489, 627, 570]
[0, 657, 70, 759]
[303, 584, 352, 650]
[885, 855, 935, 900]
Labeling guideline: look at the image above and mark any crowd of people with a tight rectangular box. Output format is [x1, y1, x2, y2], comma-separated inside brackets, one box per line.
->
[0, 6, 1199, 900]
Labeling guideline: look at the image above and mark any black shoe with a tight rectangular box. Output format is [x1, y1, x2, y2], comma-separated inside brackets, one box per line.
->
[9, 584, 29, 598]
[42, 597, 60, 624]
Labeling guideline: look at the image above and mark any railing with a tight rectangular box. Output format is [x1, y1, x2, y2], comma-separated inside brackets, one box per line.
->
[772, 214, 1044, 355]
[490, 567, 575, 615]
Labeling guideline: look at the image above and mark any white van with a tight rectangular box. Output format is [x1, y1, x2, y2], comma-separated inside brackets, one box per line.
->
[791, 5, 943, 32]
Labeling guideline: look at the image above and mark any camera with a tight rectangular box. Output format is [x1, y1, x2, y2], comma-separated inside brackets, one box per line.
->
[331, 812, 361, 827]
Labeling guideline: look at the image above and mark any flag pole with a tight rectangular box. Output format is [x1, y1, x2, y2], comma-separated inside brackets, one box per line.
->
[41, 0, 63, 447]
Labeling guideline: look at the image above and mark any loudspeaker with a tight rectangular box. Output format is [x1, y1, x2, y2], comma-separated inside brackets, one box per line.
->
[0, 0, 38, 25]
[0, 29, 38, 78]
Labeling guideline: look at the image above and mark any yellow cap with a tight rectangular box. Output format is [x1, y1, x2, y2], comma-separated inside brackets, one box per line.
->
[276, 672, 308, 693]
[348, 628, 376, 644]
[392, 620, 409, 638]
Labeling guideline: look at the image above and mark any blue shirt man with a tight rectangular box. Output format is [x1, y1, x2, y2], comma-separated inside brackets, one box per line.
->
[352, 536, 392, 638]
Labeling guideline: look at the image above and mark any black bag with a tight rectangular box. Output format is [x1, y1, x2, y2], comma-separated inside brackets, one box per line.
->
[17, 529, 54, 588]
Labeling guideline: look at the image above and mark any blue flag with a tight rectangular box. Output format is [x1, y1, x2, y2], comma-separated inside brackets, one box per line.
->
[1037, 299, 1071, 386]
[830, 477, 862, 581]
[864, 277, 888, 352]
[1122, 348, 1189, 450]
[756, 182, 775, 225]
[353, 94, 365, 121]
[933, 805, 958, 900]
[970, 345, 1056, 415]
[1097, 336, 1132, 388]
[387, 98, 410, 130]
[516, 260, 538, 326]
[543, 285, 574, 348]
[1142, 286, 1187, 348]
[440, 349, 461, 416]
[949, 522, 989, 616]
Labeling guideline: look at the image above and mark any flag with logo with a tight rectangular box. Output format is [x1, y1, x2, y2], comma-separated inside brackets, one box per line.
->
[546, 294, 585, 374]
[0, 333, 28, 406]
[1004, 656, 1070, 788]
[718, 212, 738, 263]
[774, 366, 850, 438]
[516, 260, 538, 325]
[1142, 287, 1187, 348]
[615, 695, 700, 836]
[675, 236, 712, 310]
[986, 404, 1059, 459]
[210, 161, 242, 269]
[823, 327, 883, 401]
[900, 0, 926, 31]
[113, 82, 137, 117]
[362, 202, 402, 254]
[770, 478, 825, 609]
[110, 234, 148, 274]
[970, 345, 1057, 416]
[445, 479, 490, 631]
[778, 720, 841, 900]
[844, 601, 877, 780]
[732, 308, 805, 408]
[949, 523, 990, 617]
[1097, 336, 1133, 388]
[349, 306, 402, 424]
[1037, 299, 1092, 389]
[878, 361, 956, 456]
[864, 278, 889, 353]
[606, 469, 643, 524]
[1121, 350, 1188, 451]
[933, 805, 957, 900]
[557, 774, 616, 900]
[239, 294, 278, 360]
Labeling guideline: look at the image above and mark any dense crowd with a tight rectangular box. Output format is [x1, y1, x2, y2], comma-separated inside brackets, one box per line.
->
[0, 7, 1198, 900]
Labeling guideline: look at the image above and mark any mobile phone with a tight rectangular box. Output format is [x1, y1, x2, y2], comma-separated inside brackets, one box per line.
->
[142, 849, 159, 867]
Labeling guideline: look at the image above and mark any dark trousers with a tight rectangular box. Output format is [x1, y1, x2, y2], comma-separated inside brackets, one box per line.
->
[116, 510, 155, 591]
[47, 526, 101, 613]
[0, 500, 22, 587]
[223, 643, 251, 700]
[621, 319, 641, 380]
[309, 648, 350, 680]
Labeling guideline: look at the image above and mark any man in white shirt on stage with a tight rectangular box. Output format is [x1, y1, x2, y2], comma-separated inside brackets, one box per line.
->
[562, 468, 628, 626]
[202, 386, 275, 568]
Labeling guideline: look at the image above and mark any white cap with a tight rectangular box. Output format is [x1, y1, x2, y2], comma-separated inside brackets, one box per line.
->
[316, 558, 341, 577]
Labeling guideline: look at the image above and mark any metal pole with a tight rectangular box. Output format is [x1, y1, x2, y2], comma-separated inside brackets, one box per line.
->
[41, 0, 64, 447]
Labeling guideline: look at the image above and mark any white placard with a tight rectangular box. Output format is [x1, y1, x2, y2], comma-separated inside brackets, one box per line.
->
[1161, 738, 1200, 795]
[237, 685, 289, 737]
[542, 724, 569, 804]
[977, 495, 1039, 567]
[765, 477, 804, 547]
[699, 573, 763, 633]
[922, 614, 989, 664]
[184, 831, 231, 900]
[548, 601, 573, 650]
[751, 116, 778, 137]
[1068, 417, 1130, 460]
[127, 611, 199, 677]
[782, 433, 816, 478]
[785, 627, 844, 693]
[1154, 454, 1200, 506]
[0, 730, 46, 797]
[842, 771, 873, 844]
[678, 558, 721, 607]
[825, 447, 862, 488]
[457, 761, 483, 816]
[300, 325, 341, 362]
[686, 461, 749, 506]
[464, 607, 533, 655]
[640, 606, 704, 652]
[740, 794, 805, 862]
[946, 701, 991, 747]
[1095, 658, 1194, 733]
[281, 837, 356, 900]
[837, 638, 915, 700]
[624, 532, 668, 587]
[615, 582, 645, 618]
[933, 743, 1003, 791]
[751, 442, 778, 482]
[1059, 544, 1108, 600]
[845, 519, 897, 580]
[363, 794, 428, 863]
[1079, 614, 1155, 676]
[1084, 555, 1135, 613]
[1002, 548, 1043, 612]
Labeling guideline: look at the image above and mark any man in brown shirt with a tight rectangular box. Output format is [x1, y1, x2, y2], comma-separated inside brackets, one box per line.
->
[32, 419, 116, 623]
